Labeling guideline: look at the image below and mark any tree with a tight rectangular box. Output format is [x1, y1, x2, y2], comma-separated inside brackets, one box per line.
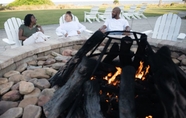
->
[8, 0, 54, 7]
[113, 0, 119, 4]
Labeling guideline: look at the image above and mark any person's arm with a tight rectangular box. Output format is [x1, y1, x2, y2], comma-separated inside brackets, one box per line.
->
[36, 25, 44, 33]
[125, 26, 131, 31]
[56, 25, 67, 37]
[77, 22, 86, 34]
[99, 25, 107, 33]
[123, 19, 131, 35]
[19, 28, 27, 41]
[124, 26, 131, 36]
[99, 19, 109, 33]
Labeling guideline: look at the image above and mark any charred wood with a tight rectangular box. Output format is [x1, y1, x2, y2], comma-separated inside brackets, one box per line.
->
[94, 62, 117, 77]
[70, 106, 85, 118]
[176, 66, 186, 92]
[43, 57, 97, 118]
[119, 66, 136, 118]
[66, 91, 84, 118]
[83, 79, 104, 118]
[119, 36, 134, 67]
[103, 42, 119, 64]
[149, 46, 186, 118]
[133, 34, 154, 70]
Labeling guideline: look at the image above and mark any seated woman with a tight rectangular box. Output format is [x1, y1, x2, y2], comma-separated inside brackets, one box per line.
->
[19, 14, 49, 45]
[56, 11, 86, 37]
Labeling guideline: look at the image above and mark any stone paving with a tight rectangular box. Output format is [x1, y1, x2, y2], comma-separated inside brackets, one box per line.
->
[0, 16, 186, 53]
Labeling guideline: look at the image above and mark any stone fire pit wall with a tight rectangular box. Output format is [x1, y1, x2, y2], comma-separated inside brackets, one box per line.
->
[0, 36, 88, 77]
[0, 36, 186, 77]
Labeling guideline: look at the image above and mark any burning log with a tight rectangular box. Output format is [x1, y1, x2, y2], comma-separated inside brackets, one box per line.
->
[43, 57, 97, 118]
[83, 79, 104, 118]
[119, 66, 136, 118]
[132, 34, 154, 70]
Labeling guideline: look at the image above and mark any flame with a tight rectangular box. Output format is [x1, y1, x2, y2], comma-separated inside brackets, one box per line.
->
[103, 67, 122, 85]
[90, 76, 95, 80]
[146, 115, 153, 118]
[135, 61, 150, 80]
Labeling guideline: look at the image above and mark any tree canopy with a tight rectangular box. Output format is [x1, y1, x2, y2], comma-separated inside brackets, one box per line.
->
[113, 0, 119, 4]
[8, 0, 54, 7]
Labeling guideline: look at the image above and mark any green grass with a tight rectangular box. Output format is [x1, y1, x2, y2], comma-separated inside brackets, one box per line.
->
[0, 4, 185, 29]
[0, 9, 90, 29]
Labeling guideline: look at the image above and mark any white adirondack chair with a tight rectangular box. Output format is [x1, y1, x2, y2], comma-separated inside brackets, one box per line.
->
[122, 5, 137, 20]
[98, 7, 112, 21]
[134, 4, 147, 19]
[2, 17, 23, 47]
[143, 13, 185, 41]
[84, 6, 100, 23]
[57, 14, 93, 36]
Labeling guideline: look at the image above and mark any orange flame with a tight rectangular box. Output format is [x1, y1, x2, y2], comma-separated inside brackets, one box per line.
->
[103, 67, 122, 85]
[146, 115, 153, 118]
[135, 61, 150, 80]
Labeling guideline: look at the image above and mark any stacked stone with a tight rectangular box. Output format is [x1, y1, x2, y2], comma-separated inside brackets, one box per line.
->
[0, 49, 78, 118]
[171, 51, 186, 73]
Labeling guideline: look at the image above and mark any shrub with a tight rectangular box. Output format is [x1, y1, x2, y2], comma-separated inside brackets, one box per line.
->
[0, 4, 6, 10]
[170, 2, 176, 6]
[113, 0, 119, 4]
[7, 0, 54, 7]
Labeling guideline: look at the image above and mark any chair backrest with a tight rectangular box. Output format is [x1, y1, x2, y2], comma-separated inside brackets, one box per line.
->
[119, 6, 124, 17]
[89, 6, 99, 17]
[138, 4, 147, 14]
[119, 6, 124, 13]
[152, 13, 181, 41]
[103, 7, 112, 18]
[59, 14, 79, 25]
[127, 5, 136, 13]
[4, 17, 23, 46]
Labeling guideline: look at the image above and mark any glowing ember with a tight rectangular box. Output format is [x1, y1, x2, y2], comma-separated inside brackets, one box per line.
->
[103, 67, 122, 85]
[135, 61, 150, 80]
[146, 115, 153, 118]
[90, 76, 95, 80]
[99, 90, 102, 94]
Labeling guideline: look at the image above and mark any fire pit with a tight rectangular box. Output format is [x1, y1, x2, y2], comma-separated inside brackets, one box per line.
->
[43, 31, 186, 118]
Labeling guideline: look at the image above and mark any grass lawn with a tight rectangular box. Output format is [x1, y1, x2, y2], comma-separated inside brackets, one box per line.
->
[0, 4, 185, 29]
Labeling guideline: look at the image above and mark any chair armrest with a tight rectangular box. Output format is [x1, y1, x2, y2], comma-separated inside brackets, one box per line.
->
[85, 29, 94, 34]
[177, 33, 186, 40]
[56, 31, 64, 37]
[98, 12, 104, 15]
[2, 38, 16, 45]
[84, 11, 90, 14]
[141, 30, 153, 35]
